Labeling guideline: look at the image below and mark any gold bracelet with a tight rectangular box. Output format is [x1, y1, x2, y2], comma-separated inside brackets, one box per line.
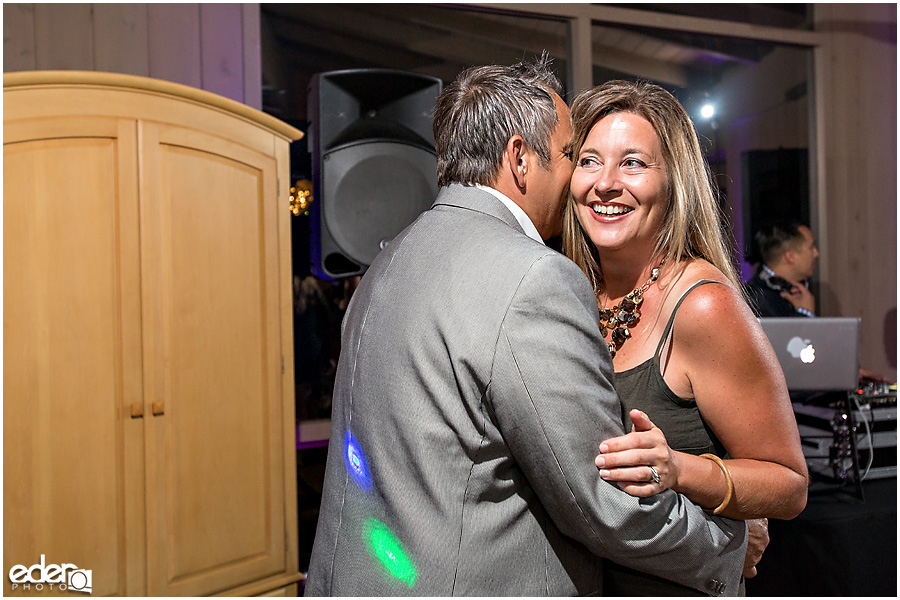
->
[700, 453, 734, 515]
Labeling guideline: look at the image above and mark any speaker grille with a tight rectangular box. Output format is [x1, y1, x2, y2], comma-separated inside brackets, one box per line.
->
[309, 69, 442, 279]
[323, 142, 437, 266]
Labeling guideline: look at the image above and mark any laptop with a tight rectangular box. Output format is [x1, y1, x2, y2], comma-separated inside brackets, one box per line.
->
[758, 317, 861, 391]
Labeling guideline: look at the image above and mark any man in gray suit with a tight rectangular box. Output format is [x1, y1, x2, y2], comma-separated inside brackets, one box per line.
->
[306, 57, 747, 596]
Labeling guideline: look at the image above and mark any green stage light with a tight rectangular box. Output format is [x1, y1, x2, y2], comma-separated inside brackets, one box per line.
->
[364, 519, 417, 588]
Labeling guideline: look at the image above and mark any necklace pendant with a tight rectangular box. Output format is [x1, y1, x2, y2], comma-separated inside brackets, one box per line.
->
[611, 326, 630, 345]
[598, 260, 663, 358]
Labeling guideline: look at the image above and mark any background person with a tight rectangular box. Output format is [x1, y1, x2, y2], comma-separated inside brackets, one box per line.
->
[305, 57, 747, 596]
[743, 221, 818, 318]
[745, 220, 888, 384]
[562, 79, 808, 596]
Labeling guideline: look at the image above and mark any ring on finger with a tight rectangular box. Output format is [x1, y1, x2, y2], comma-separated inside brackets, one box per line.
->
[649, 465, 660, 484]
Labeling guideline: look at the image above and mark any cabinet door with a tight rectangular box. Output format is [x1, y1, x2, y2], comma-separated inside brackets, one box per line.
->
[3, 117, 146, 596]
[139, 121, 288, 596]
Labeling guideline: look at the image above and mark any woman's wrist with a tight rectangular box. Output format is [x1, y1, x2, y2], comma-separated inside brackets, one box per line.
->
[668, 448, 684, 492]
[699, 454, 735, 515]
[668, 451, 732, 512]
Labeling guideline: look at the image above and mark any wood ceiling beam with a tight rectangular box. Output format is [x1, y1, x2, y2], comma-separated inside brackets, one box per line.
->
[376, 5, 688, 85]
[266, 4, 687, 87]
[265, 4, 446, 49]
[269, 16, 442, 72]
[464, 3, 821, 46]
[265, 4, 553, 81]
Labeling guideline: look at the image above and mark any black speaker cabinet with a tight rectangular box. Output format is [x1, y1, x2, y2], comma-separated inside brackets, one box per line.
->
[741, 148, 810, 263]
[308, 69, 442, 279]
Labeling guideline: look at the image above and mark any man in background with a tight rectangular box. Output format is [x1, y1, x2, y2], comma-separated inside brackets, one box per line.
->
[744, 221, 818, 318]
[745, 220, 886, 384]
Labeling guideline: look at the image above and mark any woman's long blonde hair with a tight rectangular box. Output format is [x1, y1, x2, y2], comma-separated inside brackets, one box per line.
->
[562, 80, 741, 294]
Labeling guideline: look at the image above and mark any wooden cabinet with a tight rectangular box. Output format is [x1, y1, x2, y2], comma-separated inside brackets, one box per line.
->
[3, 71, 303, 596]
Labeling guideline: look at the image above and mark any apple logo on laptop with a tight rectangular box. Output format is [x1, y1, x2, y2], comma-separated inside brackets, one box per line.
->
[787, 337, 816, 364]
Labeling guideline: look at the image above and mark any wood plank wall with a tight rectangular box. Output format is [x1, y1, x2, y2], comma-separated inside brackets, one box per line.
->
[3, 3, 261, 109]
[815, 4, 897, 380]
[718, 44, 809, 280]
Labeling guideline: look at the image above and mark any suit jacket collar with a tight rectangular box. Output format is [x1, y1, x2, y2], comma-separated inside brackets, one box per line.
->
[432, 184, 526, 236]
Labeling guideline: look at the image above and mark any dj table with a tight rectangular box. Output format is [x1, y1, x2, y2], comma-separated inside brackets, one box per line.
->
[745, 384, 898, 596]
[745, 476, 897, 596]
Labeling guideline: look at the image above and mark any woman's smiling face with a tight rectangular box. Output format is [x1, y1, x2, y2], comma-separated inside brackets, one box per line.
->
[570, 111, 669, 255]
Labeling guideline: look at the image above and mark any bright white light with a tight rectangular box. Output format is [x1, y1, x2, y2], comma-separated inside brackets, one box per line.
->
[700, 104, 715, 119]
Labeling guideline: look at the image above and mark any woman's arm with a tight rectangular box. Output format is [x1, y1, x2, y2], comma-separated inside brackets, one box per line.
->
[598, 409, 773, 579]
[597, 282, 809, 520]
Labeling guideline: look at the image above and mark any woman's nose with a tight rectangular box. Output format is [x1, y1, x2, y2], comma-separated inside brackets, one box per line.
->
[594, 165, 620, 195]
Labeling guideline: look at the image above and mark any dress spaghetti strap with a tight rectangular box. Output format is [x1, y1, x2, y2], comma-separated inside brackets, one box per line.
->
[656, 279, 725, 366]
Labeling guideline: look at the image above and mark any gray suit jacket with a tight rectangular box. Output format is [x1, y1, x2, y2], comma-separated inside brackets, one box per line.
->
[306, 185, 746, 596]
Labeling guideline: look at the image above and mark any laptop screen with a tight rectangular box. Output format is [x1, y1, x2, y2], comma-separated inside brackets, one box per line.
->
[757, 317, 861, 391]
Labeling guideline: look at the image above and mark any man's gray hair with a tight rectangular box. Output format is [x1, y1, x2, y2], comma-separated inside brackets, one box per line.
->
[433, 54, 564, 187]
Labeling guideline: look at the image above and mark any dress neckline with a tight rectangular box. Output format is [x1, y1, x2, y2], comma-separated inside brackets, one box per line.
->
[611, 279, 724, 377]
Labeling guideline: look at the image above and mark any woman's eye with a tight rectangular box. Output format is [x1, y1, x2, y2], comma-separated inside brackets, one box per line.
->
[624, 158, 646, 168]
[577, 156, 598, 168]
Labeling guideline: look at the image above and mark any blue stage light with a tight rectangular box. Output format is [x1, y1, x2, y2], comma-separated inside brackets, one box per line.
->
[344, 431, 372, 491]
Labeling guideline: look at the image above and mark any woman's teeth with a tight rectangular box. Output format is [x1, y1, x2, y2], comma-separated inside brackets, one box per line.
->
[592, 204, 630, 215]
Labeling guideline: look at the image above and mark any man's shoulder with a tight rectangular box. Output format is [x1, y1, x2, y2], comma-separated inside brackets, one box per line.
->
[742, 271, 766, 289]
[742, 273, 775, 301]
[741, 278, 797, 318]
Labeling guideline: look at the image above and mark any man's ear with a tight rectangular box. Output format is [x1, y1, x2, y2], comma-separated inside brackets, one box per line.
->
[783, 247, 798, 265]
[504, 135, 528, 189]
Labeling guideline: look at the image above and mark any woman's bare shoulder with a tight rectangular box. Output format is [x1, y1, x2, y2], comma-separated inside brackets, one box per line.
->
[668, 260, 755, 337]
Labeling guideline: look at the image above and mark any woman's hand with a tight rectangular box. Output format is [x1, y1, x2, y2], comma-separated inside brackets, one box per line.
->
[595, 409, 681, 497]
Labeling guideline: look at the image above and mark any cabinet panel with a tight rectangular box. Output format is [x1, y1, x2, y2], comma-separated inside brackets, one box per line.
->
[3, 123, 145, 596]
[4, 72, 302, 598]
[141, 123, 285, 596]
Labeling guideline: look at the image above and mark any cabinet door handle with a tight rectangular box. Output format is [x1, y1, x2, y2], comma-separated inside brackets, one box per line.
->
[130, 403, 144, 419]
[152, 402, 165, 416]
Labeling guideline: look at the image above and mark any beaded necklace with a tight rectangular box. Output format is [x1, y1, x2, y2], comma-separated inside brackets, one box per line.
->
[598, 263, 663, 358]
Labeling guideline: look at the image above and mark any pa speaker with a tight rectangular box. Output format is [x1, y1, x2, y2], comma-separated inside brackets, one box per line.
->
[308, 69, 442, 280]
[741, 148, 809, 263]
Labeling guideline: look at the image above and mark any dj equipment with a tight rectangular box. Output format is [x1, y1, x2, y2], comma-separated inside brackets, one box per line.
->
[758, 317, 860, 392]
[793, 383, 897, 482]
